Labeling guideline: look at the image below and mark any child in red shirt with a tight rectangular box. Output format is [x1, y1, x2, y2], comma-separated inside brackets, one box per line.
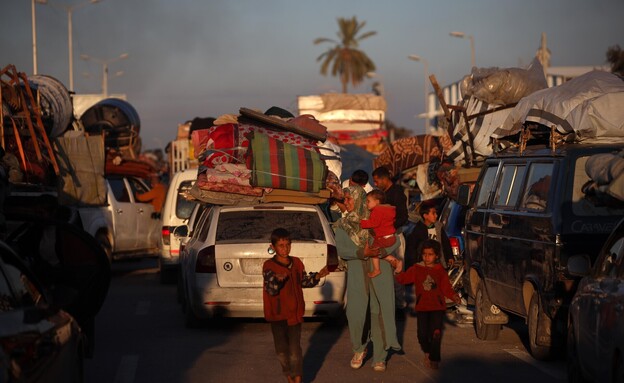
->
[360, 189, 402, 277]
[263, 228, 329, 383]
[395, 239, 460, 369]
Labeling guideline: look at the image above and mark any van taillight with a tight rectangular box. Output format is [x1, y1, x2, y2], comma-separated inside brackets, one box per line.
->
[196, 246, 216, 273]
[449, 237, 460, 257]
[327, 244, 342, 272]
[161, 227, 171, 246]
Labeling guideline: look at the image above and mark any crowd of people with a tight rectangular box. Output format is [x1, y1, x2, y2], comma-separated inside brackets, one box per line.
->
[262, 166, 460, 382]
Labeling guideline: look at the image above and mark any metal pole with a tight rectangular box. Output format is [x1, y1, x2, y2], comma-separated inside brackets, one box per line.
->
[102, 62, 108, 97]
[68, 8, 74, 91]
[450, 31, 476, 70]
[31, 0, 38, 74]
[408, 54, 430, 135]
[423, 59, 429, 134]
[469, 35, 476, 69]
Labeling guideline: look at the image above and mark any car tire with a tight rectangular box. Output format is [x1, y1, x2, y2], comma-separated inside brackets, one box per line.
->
[474, 280, 501, 341]
[613, 352, 624, 383]
[528, 292, 554, 360]
[184, 303, 202, 329]
[567, 322, 589, 383]
[96, 232, 112, 264]
[176, 271, 184, 305]
[158, 260, 175, 284]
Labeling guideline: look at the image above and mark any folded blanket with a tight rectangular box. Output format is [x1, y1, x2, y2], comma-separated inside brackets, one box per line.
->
[192, 123, 319, 168]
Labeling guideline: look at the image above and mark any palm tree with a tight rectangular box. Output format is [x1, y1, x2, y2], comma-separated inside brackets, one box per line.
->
[314, 16, 377, 93]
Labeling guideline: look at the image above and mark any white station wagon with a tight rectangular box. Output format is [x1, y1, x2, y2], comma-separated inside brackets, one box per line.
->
[178, 203, 345, 326]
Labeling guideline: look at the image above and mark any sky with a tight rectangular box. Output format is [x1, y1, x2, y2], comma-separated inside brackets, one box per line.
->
[2, 0, 623, 151]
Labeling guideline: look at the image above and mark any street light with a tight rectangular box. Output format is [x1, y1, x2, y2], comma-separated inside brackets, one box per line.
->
[408, 54, 430, 134]
[80, 53, 128, 97]
[46, 0, 101, 91]
[450, 31, 476, 69]
[31, 0, 48, 75]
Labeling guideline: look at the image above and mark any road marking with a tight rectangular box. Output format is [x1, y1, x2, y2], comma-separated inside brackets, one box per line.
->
[400, 354, 436, 382]
[504, 349, 565, 380]
[135, 301, 150, 315]
[114, 354, 139, 383]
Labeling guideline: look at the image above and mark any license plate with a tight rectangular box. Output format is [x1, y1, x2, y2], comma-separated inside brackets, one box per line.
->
[240, 259, 265, 275]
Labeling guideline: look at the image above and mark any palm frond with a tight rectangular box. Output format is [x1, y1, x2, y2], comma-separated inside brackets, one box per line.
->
[314, 16, 377, 93]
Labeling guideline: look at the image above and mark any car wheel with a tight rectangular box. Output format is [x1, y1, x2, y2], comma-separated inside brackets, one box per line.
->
[474, 280, 501, 341]
[176, 271, 184, 304]
[184, 302, 202, 329]
[96, 232, 112, 264]
[158, 260, 175, 284]
[528, 292, 554, 360]
[73, 343, 85, 383]
[613, 352, 624, 383]
[566, 322, 589, 383]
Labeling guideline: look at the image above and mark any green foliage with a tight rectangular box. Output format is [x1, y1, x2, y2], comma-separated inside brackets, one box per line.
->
[314, 16, 377, 93]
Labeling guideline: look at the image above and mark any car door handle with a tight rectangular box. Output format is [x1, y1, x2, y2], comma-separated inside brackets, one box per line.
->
[116, 209, 123, 214]
[593, 299, 601, 306]
[138, 208, 144, 213]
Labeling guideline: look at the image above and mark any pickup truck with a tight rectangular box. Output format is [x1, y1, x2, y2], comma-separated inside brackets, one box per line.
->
[6, 173, 160, 263]
[76, 174, 160, 262]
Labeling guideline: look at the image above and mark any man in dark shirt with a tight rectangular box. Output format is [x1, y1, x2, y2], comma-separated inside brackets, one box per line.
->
[372, 166, 409, 317]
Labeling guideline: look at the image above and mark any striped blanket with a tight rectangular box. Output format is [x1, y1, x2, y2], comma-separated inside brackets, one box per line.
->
[247, 132, 327, 193]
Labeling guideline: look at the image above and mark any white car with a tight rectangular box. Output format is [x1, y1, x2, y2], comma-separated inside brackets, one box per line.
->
[179, 203, 345, 327]
[159, 169, 198, 283]
[77, 174, 161, 262]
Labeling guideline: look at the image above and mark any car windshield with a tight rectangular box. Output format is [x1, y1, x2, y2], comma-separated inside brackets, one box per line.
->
[215, 211, 325, 242]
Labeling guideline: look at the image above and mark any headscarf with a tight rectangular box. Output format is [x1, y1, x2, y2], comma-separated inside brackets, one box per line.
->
[331, 185, 370, 248]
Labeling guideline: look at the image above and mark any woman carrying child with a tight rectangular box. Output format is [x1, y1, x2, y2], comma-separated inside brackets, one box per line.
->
[359, 189, 402, 278]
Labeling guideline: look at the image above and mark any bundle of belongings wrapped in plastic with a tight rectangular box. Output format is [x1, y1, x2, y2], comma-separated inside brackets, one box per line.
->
[445, 57, 550, 167]
[187, 106, 343, 205]
[496, 69, 624, 206]
[374, 60, 624, 202]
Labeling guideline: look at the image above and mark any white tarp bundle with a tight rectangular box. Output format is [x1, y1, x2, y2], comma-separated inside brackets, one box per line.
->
[445, 58, 548, 165]
[494, 70, 624, 141]
[445, 97, 515, 165]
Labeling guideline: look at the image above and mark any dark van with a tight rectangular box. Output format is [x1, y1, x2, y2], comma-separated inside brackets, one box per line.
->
[458, 142, 624, 360]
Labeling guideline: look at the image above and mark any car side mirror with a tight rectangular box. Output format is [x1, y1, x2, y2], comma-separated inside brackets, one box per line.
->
[457, 184, 471, 206]
[568, 254, 591, 277]
[173, 225, 189, 238]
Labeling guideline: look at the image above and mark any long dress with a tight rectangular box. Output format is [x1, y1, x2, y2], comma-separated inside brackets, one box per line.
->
[332, 185, 401, 364]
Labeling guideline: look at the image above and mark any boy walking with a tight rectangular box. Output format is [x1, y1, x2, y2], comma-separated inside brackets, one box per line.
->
[263, 228, 330, 383]
[406, 203, 454, 269]
[395, 239, 460, 369]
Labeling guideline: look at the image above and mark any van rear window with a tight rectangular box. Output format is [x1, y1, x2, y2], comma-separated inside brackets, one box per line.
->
[215, 211, 325, 242]
[572, 155, 624, 217]
[176, 180, 196, 219]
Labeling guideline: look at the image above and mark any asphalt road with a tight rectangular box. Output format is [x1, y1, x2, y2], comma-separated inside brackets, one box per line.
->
[85, 258, 567, 383]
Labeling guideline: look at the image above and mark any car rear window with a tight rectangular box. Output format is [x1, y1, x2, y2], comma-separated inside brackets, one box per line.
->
[175, 180, 196, 219]
[215, 210, 326, 242]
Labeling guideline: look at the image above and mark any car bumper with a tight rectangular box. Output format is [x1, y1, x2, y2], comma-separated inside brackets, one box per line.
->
[188, 275, 346, 319]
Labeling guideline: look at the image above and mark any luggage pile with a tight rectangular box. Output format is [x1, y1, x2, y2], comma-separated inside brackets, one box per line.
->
[187, 107, 342, 205]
